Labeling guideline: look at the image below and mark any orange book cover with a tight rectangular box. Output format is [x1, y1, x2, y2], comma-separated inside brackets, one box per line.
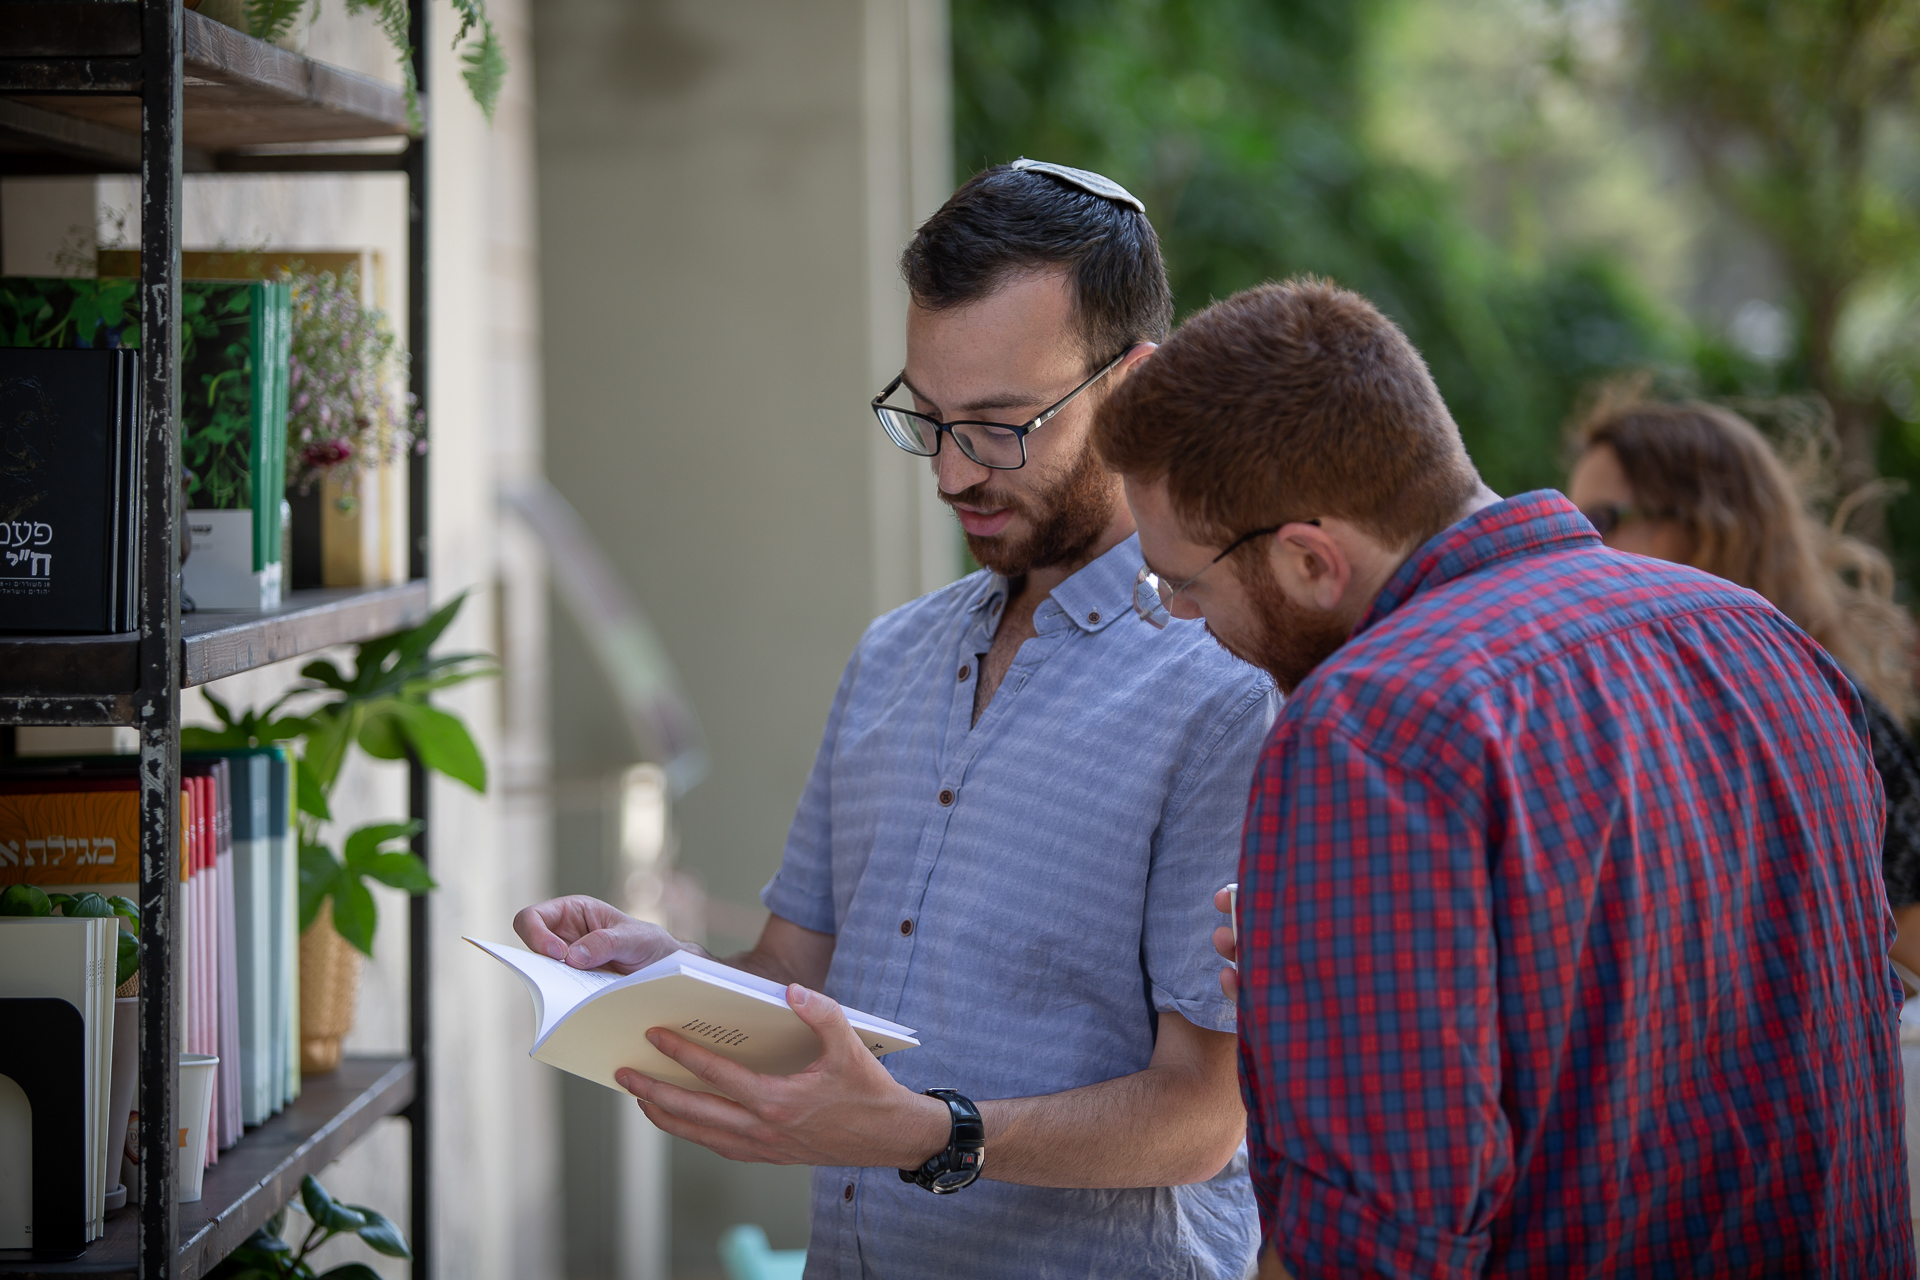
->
[0, 782, 192, 886]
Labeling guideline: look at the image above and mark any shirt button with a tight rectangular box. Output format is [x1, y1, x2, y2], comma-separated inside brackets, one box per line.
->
[957, 664, 971, 681]
[843, 1183, 854, 1201]
[900, 919, 913, 936]
[938, 788, 954, 806]
[1087, 611, 1100, 624]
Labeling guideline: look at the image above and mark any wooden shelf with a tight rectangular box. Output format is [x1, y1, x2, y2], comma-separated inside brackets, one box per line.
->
[0, 1057, 416, 1279]
[0, 4, 413, 173]
[0, 582, 432, 712]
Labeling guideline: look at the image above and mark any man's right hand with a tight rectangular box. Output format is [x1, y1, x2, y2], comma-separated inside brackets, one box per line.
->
[513, 895, 688, 974]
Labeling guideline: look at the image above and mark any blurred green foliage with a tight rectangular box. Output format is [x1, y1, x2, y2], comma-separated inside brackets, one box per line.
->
[1618, 0, 1920, 573]
[953, 0, 1678, 497]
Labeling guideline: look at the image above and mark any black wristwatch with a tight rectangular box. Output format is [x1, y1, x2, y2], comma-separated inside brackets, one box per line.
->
[900, 1089, 985, 1193]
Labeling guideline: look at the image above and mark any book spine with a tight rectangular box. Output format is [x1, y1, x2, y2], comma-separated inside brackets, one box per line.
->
[249, 281, 268, 574]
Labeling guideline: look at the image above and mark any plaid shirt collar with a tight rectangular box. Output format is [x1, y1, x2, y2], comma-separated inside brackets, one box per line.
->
[1354, 489, 1600, 639]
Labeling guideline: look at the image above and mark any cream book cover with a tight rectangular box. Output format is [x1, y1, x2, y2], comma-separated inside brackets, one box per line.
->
[467, 938, 919, 1096]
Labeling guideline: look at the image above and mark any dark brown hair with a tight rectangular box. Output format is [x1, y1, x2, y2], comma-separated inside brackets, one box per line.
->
[1093, 277, 1481, 550]
[901, 163, 1173, 363]
[1574, 389, 1916, 721]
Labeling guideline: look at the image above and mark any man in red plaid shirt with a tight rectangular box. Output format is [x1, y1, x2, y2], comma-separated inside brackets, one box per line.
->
[1094, 278, 1914, 1278]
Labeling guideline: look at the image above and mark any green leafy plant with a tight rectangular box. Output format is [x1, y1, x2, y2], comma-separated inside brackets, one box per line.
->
[0, 885, 141, 986]
[183, 592, 495, 956]
[209, 1174, 408, 1280]
[241, 0, 507, 126]
[0, 277, 272, 510]
[285, 270, 416, 499]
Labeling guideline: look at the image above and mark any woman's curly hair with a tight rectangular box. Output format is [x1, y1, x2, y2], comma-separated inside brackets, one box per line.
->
[1572, 380, 1917, 724]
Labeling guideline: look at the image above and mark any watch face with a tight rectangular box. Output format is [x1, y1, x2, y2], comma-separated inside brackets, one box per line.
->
[932, 1169, 975, 1191]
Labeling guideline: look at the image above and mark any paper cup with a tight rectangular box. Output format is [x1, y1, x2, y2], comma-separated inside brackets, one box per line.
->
[177, 1054, 218, 1203]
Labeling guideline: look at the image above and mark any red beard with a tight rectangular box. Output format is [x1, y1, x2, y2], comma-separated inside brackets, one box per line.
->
[1212, 559, 1352, 693]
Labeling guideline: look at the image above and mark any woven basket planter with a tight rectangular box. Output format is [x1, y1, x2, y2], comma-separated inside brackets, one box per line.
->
[299, 899, 363, 1074]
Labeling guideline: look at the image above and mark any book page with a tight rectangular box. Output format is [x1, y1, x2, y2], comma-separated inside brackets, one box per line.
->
[465, 938, 626, 1041]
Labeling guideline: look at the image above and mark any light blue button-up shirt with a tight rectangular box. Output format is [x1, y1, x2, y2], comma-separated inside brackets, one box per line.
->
[763, 533, 1276, 1280]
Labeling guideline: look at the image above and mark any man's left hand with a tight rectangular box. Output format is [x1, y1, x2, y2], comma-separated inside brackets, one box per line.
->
[616, 983, 951, 1169]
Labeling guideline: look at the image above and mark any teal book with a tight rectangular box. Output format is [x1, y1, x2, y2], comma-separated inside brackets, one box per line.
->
[0, 277, 291, 604]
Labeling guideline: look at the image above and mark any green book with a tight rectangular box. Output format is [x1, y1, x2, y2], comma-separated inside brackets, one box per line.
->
[0, 276, 291, 602]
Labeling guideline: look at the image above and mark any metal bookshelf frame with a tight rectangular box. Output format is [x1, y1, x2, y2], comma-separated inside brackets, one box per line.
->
[0, 2, 434, 1275]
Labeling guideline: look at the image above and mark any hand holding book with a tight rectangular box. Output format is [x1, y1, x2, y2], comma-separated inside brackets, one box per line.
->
[512, 893, 685, 976]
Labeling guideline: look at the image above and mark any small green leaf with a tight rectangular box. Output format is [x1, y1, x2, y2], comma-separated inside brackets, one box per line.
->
[0, 885, 51, 917]
[298, 844, 342, 932]
[115, 931, 139, 987]
[346, 1205, 410, 1258]
[295, 756, 333, 823]
[360, 851, 435, 895]
[390, 701, 487, 793]
[107, 895, 140, 933]
[300, 1175, 366, 1233]
[299, 1174, 333, 1223]
[389, 591, 467, 672]
[329, 877, 377, 957]
[315, 1264, 385, 1280]
[341, 821, 422, 868]
[62, 892, 115, 918]
[46, 892, 75, 914]
[300, 659, 352, 691]
[354, 708, 408, 761]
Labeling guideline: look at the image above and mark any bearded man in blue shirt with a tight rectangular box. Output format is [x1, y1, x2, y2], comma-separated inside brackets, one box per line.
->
[515, 161, 1275, 1279]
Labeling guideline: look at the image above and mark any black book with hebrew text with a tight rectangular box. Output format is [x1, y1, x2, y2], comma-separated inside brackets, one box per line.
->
[0, 347, 141, 634]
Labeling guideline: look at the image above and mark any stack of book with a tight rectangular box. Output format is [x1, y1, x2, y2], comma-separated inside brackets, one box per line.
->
[0, 749, 302, 1230]
[0, 275, 291, 617]
[0, 912, 118, 1245]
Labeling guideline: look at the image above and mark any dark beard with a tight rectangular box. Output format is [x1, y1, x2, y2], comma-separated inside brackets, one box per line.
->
[945, 435, 1117, 577]
[1212, 558, 1352, 694]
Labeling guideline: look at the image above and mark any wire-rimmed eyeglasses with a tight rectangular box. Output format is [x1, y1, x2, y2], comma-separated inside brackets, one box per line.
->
[871, 348, 1132, 471]
[1133, 525, 1285, 629]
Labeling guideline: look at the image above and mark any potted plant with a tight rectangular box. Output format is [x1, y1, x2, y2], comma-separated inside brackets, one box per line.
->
[282, 268, 417, 590]
[185, 592, 495, 1071]
[209, 1174, 410, 1280]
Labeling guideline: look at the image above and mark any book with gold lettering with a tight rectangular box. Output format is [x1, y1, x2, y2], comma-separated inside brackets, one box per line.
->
[466, 938, 918, 1096]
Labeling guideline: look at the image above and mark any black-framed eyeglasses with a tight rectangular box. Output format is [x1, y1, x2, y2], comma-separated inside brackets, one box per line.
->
[1580, 502, 1665, 538]
[1133, 524, 1290, 629]
[871, 348, 1132, 471]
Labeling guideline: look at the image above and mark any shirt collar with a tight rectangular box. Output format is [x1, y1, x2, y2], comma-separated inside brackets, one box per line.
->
[1355, 490, 1599, 637]
[966, 533, 1141, 635]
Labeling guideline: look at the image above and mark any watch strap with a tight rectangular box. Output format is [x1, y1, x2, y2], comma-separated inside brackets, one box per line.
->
[899, 1088, 985, 1193]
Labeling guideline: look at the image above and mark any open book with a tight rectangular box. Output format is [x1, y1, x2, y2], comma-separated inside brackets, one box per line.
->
[467, 938, 919, 1096]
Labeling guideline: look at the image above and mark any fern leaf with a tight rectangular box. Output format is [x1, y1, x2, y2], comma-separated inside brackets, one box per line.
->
[444, 0, 482, 43]
[460, 17, 506, 123]
[246, 0, 309, 43]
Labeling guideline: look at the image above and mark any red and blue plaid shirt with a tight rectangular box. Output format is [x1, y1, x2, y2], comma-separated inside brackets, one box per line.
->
[1239, 491, 1913, 1278]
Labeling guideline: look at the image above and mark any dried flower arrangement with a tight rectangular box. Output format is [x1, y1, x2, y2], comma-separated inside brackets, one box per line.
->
[285, 270, 418, 505]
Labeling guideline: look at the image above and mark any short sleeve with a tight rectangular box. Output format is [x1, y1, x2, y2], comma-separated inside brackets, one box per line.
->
[1239, 724, 1508, 1280]
[759, 647, 861, 935]
[1142, 681, 1278, 1034]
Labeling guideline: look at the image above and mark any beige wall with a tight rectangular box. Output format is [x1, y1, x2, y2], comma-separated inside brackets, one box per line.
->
[532, 0, 953, 1274]
[1, 1, 556, 1275]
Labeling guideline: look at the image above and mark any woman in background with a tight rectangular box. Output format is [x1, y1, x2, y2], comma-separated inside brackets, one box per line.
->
[1565, 393, 1920, 972]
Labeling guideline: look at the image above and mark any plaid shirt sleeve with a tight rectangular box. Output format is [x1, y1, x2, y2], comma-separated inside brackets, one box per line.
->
[1239, 721, 1509, 1279]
